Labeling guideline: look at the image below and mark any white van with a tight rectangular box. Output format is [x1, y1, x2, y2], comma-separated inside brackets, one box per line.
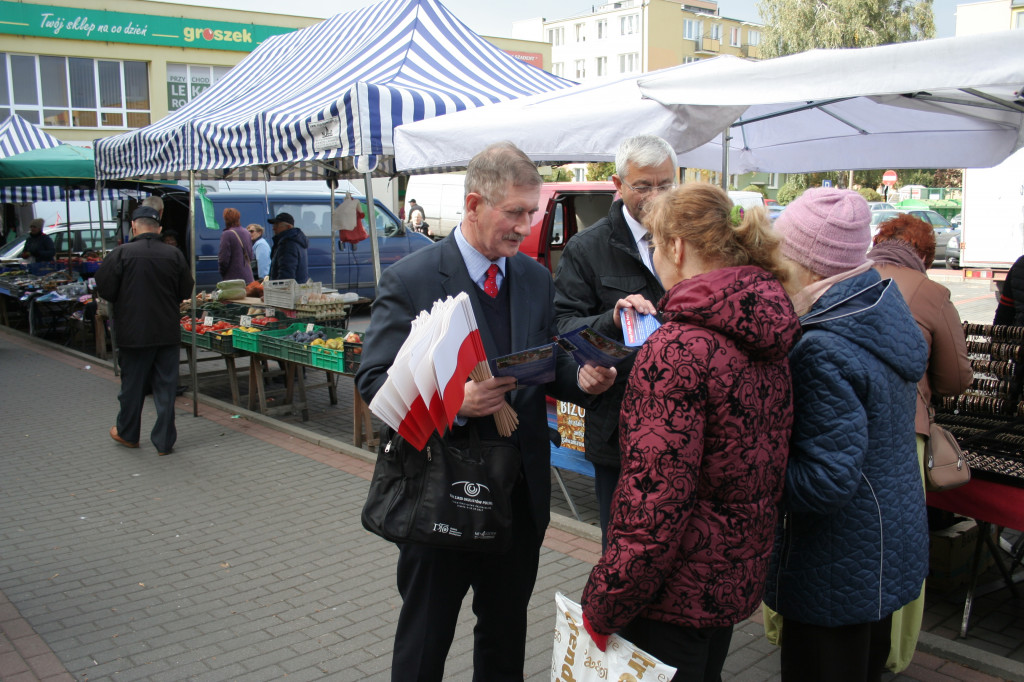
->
[727, 190, 767, 211]
[404, 173, 467, 238]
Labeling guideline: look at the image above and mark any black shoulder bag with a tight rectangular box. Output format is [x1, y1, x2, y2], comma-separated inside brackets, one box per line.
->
[361, 423, 521, 553]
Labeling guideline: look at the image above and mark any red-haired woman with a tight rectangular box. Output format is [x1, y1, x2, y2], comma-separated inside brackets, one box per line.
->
[218, 207, 255, 284]
[868, 213, 972, 672]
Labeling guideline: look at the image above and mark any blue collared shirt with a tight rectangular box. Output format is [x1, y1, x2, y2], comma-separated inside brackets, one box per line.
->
[454, 225, 506, 293]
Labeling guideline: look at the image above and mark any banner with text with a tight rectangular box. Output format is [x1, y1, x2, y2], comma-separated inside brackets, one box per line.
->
[0, 1, 298, 51]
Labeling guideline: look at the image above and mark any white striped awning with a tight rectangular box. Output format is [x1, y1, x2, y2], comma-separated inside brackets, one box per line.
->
[0, 115, 62, 159]
[95, 0, 574, 182]
[0, 186, 122, 202]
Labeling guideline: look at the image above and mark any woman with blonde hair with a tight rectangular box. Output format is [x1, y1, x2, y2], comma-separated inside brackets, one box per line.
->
[582, 183, 801, 681]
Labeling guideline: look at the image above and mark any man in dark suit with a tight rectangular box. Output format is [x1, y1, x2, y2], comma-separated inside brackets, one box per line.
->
[553, 134, 674, 549]
[356, 142, 615, 682]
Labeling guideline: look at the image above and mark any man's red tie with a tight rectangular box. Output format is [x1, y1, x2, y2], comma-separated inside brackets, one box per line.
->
[484, 263, 500, 298]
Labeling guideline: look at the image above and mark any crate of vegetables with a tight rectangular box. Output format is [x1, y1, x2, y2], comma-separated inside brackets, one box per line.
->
[231, 326, 263, 353]
[208, 326, 239, 354]
[343, 331, 364, 374]
[179, 316, 213, 349]
[258, 323, 327, 364]
[310, 329, 348, 373]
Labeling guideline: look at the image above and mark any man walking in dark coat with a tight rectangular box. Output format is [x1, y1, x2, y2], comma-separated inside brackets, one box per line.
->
[96, 206, 194, 456]
[553, 134, 674, 548]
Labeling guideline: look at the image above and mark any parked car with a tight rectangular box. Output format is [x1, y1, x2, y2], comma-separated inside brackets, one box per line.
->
[950, 212, 962, 229]
[768, 205, 786, 222]
[942, 229, 961, 269]
[869, 209, 902, 240]
[0, 223, 118, 263]
[901, 209, 959, 268]
[138, 188, 432, 297]
[868, 202, 897, 211]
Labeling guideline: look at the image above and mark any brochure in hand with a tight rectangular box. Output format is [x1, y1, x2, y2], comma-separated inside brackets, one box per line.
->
[620, 308, 662, 346]
[488, 342, 558, 386]
[488, 325, 636, 386]
[556, 325, 635, 369]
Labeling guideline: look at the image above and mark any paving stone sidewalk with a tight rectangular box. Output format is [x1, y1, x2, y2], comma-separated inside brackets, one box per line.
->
[0, 293, 1021, 681]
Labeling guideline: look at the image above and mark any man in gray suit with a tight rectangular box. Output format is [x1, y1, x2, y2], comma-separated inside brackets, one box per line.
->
[356, 142, 615, 682]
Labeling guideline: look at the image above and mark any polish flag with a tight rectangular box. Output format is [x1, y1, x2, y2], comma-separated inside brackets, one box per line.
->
[369, 293, 487, 451]
[430, 294, 486, 429]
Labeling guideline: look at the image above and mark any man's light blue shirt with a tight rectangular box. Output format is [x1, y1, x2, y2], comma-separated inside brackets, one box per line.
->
[454, 225, 505, 292]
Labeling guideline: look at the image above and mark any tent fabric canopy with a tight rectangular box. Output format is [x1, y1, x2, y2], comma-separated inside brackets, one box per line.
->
[94, 0, 574, 182]
[395, 31, 1024, 174]
[0, 114, 62, 158]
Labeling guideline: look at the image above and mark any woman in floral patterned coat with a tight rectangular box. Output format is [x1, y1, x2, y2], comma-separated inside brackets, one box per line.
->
[581, 183, 802, 681]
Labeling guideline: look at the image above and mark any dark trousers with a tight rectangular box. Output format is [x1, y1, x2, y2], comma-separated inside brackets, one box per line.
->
[593, 462, 620, 551]
[621, 617, 733, 682]
[780, 615, 892, 682]
[117, 345, 179, 453]
[390, 482, 540, 682]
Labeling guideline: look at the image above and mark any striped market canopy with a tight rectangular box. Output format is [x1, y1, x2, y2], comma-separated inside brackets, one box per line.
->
[0, 186, 121, 202]
[0, 114, 62, 159]
[94, 0, 574, 182]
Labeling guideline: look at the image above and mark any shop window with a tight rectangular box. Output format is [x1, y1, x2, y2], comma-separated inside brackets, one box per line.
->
[167, 63, 229, 112]
[1, 53, 150, 129]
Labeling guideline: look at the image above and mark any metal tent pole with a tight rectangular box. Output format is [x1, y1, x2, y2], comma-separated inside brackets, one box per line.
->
[720, 131, 730, 191]
[363, 172, 382, 295]
[188, 171, 199, 418]
[330, 177, 337, 292]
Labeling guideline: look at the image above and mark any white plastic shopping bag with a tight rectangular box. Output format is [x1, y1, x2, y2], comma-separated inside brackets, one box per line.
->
[550, 591, 678, 682]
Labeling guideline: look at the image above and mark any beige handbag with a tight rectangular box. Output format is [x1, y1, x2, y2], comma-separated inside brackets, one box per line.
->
[919, 387, 970, 492]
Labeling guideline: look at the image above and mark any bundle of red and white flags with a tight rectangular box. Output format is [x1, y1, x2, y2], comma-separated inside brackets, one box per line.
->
[368, 292, 517, 451]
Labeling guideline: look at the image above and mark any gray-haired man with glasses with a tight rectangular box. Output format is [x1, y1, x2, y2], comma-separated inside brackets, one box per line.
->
[553, 134, 676, 549]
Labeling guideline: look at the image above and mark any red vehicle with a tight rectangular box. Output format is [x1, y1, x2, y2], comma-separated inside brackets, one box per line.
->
[519, 182, 619, 273]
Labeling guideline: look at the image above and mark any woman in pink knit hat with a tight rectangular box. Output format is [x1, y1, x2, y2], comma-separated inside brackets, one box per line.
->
[763, 188, 930, 682]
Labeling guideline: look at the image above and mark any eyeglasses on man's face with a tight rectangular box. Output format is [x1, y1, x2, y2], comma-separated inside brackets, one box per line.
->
[621, 181, 677, 196]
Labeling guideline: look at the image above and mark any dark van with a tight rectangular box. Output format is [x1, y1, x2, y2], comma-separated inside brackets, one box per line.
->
[133, 188, 432, 298]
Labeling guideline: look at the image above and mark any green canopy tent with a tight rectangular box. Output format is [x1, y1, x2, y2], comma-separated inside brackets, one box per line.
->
[0, 144, 169, 275]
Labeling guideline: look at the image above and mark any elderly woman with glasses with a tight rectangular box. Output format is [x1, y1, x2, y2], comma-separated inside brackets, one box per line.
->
[247, 223, 271, 280]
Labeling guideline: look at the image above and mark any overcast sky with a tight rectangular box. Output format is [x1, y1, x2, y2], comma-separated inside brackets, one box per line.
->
[160, 0, 960, 40]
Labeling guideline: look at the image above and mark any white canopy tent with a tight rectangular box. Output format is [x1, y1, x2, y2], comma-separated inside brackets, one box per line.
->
[395, 31, 1024, 175]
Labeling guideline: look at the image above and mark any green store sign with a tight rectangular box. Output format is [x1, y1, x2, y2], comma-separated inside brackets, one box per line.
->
[0, 1, 298, 51]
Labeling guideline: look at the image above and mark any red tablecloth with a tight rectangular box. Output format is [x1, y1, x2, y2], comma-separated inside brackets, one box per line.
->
[928, 478, 1024, 531]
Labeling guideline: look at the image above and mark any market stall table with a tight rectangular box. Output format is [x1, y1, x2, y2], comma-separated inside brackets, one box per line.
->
[927, 480, 1024, 637]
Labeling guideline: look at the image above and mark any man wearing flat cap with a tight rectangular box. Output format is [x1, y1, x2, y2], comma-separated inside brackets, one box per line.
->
[95, 205, 194, 456]
[21, 218, 56, 262]
[267, 212, 309, 282]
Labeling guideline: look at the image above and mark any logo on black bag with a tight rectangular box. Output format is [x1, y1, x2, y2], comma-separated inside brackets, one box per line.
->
[450, 481, 494, 511]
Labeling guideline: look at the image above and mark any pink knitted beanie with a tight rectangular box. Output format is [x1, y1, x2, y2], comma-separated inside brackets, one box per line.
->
[775, 187, 871, 278]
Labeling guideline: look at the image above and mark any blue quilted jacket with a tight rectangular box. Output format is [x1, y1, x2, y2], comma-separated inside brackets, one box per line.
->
[763, 269, 929, 627]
